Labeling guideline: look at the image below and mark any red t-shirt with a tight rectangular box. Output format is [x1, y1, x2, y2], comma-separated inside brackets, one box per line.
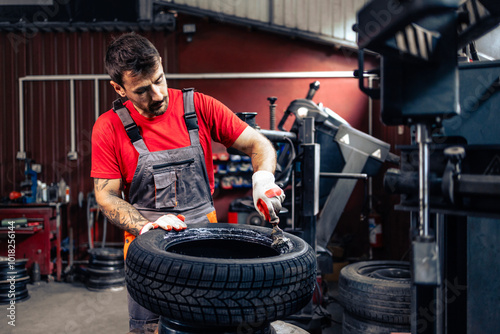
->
[91, 88, 247, 194]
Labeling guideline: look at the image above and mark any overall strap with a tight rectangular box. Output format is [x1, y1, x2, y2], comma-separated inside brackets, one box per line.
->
[112, 99, 149, 154]
[181, 88, 213, 205]
[182, 88, 200, 146]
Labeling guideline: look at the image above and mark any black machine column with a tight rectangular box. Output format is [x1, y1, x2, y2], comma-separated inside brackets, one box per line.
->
[355, 1, 500, 333]
[298, 117, 320, 252]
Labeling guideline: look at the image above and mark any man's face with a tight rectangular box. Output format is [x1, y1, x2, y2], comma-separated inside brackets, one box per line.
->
[112, 62, 169, 118]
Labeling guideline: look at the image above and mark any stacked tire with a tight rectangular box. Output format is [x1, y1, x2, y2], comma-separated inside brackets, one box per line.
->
[86, 248, 125, 291]
[0, 257, 30, 304]
[338, 261, 411, 334]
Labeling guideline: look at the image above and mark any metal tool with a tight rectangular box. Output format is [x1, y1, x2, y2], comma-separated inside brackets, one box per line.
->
[270, 219, 292, 253]
[237, 199, 292, 251]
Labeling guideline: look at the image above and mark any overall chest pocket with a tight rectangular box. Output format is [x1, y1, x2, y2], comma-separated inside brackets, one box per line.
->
[152, 158, 195, 209]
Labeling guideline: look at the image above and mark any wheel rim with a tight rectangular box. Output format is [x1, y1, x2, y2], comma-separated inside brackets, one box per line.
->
[357, 263, 410, 282]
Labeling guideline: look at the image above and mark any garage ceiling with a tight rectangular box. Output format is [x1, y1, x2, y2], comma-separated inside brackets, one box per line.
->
[158, 0, 369, 48]
[0, 0, 368, 48]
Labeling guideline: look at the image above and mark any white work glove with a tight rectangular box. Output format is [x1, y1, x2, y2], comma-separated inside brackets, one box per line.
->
[140, 214, 187, 235]
[252, 171, 285, 225]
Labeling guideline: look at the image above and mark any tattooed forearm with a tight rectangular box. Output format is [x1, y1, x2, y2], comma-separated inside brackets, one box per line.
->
[99, 199, 145, 236]
[94, 178, 148, 236]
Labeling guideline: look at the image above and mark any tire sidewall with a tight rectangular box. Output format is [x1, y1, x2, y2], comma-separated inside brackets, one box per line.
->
[338, 261, 411, 325]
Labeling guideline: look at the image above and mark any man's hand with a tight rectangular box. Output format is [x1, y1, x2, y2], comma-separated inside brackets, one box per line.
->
[252, 171, 285, 225]
[140, 214, 187, 235]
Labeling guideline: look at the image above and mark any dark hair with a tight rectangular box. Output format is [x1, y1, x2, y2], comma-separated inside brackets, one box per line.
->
[105, 32, 160, 87]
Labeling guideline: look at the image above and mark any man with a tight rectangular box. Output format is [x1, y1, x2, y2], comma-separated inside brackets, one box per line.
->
[90, 32, 285, 331]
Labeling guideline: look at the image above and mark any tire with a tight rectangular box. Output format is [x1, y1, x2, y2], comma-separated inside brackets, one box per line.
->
[0, 257, 28, 270]
[0, 281, 28, 294]
[0, 280, 30, 305]
[87, 276, 126, 290]
[86, 247, 125, 291]
[0, 275, 30, 285]
[343, 312, 410, 334]
[125, 223, 316, 329]
[88, 247, 124, 261]
[246, 211, 265, 226]
[87, 267, 125, 276]
[0, 257, 30, 304]
[88, 250, 125, 273]
[0, 289, 29, 304]
[90, 258, 125, 268]
[338, 261, 411, 325]
[0, 268, 28, 281]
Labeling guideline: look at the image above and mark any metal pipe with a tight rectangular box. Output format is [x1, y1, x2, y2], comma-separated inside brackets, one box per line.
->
[17, 70, 366, 159]
[21, 74, 110, 81]
[17, 75, 110, 160]
[17, 78, 26, 160]
[368, 76, 374, 211]
[417, 124, 431, 237]
[320, 172, 368, 180]
[68, 79, 77, 160]
[267, 97, 277, 130]
[55, 203, 62, 281]
[258, 129, 297, 142]
[165, 71, 371, 79]
[20, 71, 375, 82]
[94, 78, 100, 121]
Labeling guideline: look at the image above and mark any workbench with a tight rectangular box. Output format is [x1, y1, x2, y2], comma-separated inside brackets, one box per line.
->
[0, 203, 69, 281]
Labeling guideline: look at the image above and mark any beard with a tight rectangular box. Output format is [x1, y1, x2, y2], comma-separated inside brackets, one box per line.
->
[147, 97, 168, 116]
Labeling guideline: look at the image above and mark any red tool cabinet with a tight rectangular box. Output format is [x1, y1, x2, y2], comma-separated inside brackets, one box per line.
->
[0, 203, 68, 281]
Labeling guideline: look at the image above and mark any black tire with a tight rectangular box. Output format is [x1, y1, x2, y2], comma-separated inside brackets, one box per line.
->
[343, 312, 410, 334]
[0, 258, 30, 304]
[0, 281, 28, 295]
[88, 247, 124, 261]
[0, 287, 30, 304]
[246, 211, 265, 226]
[338, 261, 411, 324]
[0, 258, 28, 271]
[89, 258, 125, 268]
[125, 223, 316, 329]
[87, 267, 125, 276]
[86, 247, 125, 291]
[0, 268, 28, 281]
[87, 276, 126, 290]
[0, 275, 30, 285]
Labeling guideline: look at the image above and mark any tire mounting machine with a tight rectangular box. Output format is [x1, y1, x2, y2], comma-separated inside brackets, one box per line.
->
[354, 0, 500, 333]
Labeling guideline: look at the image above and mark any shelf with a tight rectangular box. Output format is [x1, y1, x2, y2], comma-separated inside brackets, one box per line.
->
[0, 226, 43, 234]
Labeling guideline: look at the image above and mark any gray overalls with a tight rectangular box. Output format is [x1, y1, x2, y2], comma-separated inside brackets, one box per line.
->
[113, 88, 216, 330]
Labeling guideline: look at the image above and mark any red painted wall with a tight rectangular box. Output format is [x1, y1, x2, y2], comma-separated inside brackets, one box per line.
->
[172, 17, 371, 132]
[0, 14, 410, 260]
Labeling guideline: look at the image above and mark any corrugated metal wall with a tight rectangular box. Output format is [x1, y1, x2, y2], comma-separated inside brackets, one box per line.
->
[1, 30, 173, 248]
[1, 30, 173, 200]
[1, 31, 109, 197]
[161, 0, 368, 47]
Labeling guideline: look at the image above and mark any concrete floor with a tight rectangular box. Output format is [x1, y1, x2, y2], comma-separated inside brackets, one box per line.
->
[3, 281, 129, 334]
[2, 280, 343, 334]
